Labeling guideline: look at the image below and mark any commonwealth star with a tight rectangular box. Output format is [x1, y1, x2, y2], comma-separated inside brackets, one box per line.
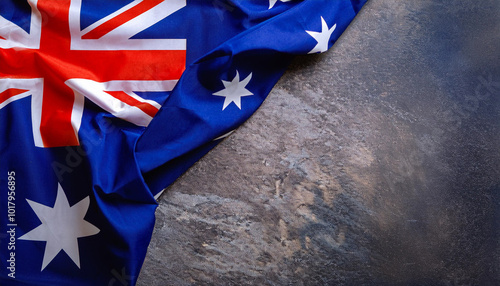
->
[19, 184, 100, 270]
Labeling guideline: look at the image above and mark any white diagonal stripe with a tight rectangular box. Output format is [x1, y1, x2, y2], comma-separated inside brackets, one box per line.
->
[100, 0, 186, 41]
[0, 0, 41, 49]
[69, 0, 186, 51]
[66, 79, 177, 127]
[0, 78, 46, 147]
[79, 1, 143, 36]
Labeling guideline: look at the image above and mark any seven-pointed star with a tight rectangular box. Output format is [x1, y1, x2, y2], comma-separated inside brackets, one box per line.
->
[213, 71, 253, 110]
[269, 0, 292, 9]
[19, 184, 100, 271]
[306, 16, 337, 54]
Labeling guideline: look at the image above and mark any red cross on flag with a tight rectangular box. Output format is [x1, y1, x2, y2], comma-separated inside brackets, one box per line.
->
[0, 0, 186, 148]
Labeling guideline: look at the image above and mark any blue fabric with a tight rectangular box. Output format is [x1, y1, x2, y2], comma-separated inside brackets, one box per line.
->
[0, 0, 367, 285]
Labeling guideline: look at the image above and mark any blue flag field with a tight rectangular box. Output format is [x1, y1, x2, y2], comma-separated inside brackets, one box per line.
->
[0, 0, 366, 285]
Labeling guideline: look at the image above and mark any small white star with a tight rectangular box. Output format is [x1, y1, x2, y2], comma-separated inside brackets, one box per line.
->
[306, 16, 337, 54]
[269, 0, 292, 9]
[19, 184, 100, 271]
[213, 71, 253, 110]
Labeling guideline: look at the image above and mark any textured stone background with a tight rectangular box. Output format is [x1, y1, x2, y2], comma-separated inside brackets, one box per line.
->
[138, 0, 500, 285]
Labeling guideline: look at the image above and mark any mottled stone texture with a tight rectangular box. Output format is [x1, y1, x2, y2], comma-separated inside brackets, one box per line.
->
[138, 1, 500, 285]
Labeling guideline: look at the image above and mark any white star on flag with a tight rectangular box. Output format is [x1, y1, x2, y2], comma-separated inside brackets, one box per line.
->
[306, 16, 337, 54]
[213, 71, 253, 110]
[19, 184, 100, 270]
[269, 0, 292, 9]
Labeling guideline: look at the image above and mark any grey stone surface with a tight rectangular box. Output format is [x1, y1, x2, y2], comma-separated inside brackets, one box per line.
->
[138, 1, 500, 285]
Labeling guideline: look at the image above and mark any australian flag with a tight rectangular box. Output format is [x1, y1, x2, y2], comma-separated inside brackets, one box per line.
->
[0, 0, 367, 285]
